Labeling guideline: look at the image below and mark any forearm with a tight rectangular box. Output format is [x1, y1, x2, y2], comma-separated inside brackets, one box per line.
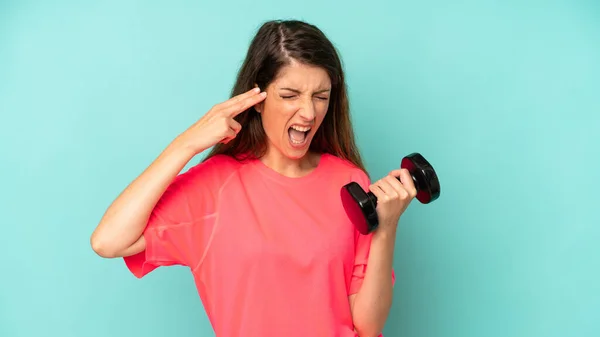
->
[352, 224, 397, 337]
[90, 138, 198, 258]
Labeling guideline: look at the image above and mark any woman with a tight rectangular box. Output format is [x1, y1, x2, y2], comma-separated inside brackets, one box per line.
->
[90, 19, 417, 337]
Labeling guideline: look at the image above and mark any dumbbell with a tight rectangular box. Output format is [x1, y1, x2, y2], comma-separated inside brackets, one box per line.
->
[340, 153, 441, 235]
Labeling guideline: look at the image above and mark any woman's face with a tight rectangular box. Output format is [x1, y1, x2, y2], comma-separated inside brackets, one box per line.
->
[255, 61, 332, 161]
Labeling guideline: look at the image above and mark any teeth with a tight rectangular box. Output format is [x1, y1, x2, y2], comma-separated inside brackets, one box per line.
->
[290, 125, 311, 132]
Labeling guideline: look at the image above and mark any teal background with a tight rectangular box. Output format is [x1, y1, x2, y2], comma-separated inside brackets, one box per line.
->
[1, 1, 599, 336]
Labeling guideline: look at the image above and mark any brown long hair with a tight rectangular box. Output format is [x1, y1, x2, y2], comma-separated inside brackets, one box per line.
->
[203, 20, 367, 174]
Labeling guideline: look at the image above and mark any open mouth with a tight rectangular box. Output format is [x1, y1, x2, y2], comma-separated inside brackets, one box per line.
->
[288, 125, 311, 146]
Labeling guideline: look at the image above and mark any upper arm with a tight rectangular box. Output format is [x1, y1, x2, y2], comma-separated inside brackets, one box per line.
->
[121, 155, 239, 278]
[118, 235, 146, 258]
[348, 293, 357, 312]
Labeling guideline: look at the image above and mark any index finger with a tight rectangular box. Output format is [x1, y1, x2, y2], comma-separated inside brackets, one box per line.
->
[224, 90, 267, 117]
[389, 169, 416, 188]
[222, 87, 261, 108]
[211, 88, 260, 112]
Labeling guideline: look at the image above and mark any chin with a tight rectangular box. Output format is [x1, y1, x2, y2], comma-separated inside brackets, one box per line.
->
[266, 131, 316, 160]
[285, 137, 313, 159]
[285, 151, 309, 160]
[280, 145, 308, 159]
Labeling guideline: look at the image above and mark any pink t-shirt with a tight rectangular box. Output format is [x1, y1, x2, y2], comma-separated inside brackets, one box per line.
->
[124, 153, 395, 336]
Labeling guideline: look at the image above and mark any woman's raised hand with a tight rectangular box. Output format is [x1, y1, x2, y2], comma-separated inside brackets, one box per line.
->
[176, 87, 267, 154]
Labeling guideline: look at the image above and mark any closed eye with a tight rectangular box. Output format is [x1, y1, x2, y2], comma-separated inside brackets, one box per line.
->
[279, 87, 331, 100]
[281, 95, 328, 100]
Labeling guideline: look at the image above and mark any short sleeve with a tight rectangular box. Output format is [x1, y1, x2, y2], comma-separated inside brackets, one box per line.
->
[348, 169, 396, 295]
[123, 155, 238, 278]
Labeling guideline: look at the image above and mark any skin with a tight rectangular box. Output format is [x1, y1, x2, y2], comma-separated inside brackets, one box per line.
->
[254, 59, 331, 177]
[349, 168, 416, 337]
[90, 88, 267, 258]
[256, 61, 418, 337]
[91, 60, 417, 337]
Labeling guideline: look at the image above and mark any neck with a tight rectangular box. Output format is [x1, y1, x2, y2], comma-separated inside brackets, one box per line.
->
[259, 148, 320, 178]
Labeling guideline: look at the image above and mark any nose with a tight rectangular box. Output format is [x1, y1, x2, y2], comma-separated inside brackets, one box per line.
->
[298, 99, 316, 122]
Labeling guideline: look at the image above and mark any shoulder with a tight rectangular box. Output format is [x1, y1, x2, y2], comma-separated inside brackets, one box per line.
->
[175, 154, 245, 188]
[321, 153, 371, 188]
[196, 153, 244, 172]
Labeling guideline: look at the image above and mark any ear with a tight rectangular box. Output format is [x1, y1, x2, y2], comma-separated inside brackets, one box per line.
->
[254, 101, 264, 113]
[253, 83, 263, 113]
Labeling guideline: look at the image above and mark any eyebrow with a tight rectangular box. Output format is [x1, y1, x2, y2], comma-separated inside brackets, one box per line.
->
[279, 87, 331, 94]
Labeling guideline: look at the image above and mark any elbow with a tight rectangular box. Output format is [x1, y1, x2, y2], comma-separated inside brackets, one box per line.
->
[354, 324, 383, 337]
[352, 303, 391, 337]
[90, 232, 118, 258]
[353, 314, 385, 337]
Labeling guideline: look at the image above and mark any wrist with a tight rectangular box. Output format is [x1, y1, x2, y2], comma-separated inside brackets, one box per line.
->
[373, 224, 397, 241]
[164, 138, 200, 163]
[170, 136, 204, 158]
